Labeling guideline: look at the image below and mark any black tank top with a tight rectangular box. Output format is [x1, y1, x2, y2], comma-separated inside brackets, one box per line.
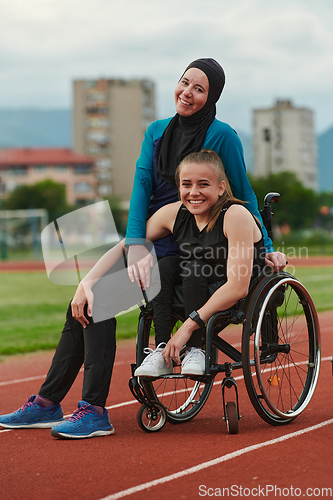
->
[172, 202, 266, 280]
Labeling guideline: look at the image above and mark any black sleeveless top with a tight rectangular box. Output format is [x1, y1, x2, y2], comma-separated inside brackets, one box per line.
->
[172, 202, 266, 281]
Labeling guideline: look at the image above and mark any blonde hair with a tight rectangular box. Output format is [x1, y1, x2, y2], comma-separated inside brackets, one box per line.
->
[175, 150, 244, 232]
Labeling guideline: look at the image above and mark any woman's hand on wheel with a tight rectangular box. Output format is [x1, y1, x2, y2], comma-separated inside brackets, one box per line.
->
[71, 282, 94, 328]
[127, 244, 154, 290]
[265, 251, 287, 272]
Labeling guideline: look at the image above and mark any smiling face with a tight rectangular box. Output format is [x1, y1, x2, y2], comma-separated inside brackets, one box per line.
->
[178, 162, 225, 225]
[174, 67, 209, 117]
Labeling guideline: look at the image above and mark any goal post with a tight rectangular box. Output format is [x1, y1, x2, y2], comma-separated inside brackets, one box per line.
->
[0, 209, 48, 260]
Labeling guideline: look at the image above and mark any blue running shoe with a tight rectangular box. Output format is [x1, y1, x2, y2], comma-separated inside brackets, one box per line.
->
[0, 395, 64, 429]
[50, 401, 114, 439]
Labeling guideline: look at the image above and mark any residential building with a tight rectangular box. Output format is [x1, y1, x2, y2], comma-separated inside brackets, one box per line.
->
[0, 148, 97, 205]
[73, 78, 155, 204]
[252, 100, 317, 190]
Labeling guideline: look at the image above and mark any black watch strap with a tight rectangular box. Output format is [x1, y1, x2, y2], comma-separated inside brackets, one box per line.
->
[189, 310, 205, 328]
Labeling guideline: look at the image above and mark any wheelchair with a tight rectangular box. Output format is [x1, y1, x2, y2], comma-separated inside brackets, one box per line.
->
[129, 194, 321, 434]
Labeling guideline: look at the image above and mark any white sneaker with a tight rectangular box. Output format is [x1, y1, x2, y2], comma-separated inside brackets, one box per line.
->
[134, 343, 173, 377]
[181, 347, 205, 376]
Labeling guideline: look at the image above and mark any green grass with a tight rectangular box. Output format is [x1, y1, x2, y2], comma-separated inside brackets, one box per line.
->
[292, 267, 333, 312]
[0, 267, 332, 357]
[0, 272, 140, 357]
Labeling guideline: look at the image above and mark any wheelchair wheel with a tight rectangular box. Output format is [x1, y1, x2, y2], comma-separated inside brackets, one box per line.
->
[136, 310, 215, 424]
[242, 272, 320, 426]
[137, 402, 167, 432]
[225, 401, 238, 434]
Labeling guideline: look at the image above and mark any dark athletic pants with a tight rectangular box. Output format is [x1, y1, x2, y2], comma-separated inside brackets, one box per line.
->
[152, 255, 224, 348]
[38, 254, 137, 408]
[39, 302, 116, 408]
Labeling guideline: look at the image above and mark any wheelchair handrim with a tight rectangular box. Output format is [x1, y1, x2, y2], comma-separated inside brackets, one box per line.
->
[254, 277, 321, 419]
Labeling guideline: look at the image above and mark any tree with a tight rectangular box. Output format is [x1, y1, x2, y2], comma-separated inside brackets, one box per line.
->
[5, 179, 72, 221]
[248, 172, 319, 230]
[104, 195, 127, 236]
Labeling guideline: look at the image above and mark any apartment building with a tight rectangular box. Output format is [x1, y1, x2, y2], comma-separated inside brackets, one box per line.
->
[73, 78, 155, 204]
[0, 148, 97, 205]
[253, 100, 317, 190]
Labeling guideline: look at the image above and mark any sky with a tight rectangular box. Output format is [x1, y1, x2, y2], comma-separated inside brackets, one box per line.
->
[1, 0, 333, 135]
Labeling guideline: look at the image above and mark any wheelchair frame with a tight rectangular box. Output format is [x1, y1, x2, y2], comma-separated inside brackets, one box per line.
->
[129, 194, 321, 434]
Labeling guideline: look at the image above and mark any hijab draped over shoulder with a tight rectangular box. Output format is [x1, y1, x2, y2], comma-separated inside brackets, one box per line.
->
[157, 58, 226, 184]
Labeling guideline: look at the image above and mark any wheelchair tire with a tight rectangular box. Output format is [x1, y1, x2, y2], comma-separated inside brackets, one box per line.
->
[137, 402, 167, 432]
[225, 401, 238, 434]
[136, 310, 214, 424]
[242, 272, 320, 426]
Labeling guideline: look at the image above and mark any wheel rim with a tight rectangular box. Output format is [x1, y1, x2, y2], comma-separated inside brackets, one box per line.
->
[252, 278, 320, 419]
[145, 374, 207, 417]
[138, 403, 166, 432]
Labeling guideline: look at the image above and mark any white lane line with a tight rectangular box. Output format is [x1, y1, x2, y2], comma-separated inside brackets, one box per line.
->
[0, 375, 47, 387]
[0, 361, 128, 387]
[1, 357, 332, 429]
[100, 418, 333, 500]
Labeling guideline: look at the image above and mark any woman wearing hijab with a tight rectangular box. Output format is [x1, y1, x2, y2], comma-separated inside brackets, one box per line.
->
[0, 59, 285, 440]
[125, 58, 285, 289]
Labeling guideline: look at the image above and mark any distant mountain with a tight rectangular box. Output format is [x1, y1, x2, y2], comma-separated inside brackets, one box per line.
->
[0, 109, 71, 148]
[0, 108, 331, 190]
[318, 125, 333, 192]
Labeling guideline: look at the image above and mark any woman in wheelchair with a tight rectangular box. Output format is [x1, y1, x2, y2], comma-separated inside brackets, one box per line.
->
[134, 149, 266, 378]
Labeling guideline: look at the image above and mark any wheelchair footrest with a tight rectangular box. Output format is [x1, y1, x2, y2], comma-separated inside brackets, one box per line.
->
[129, 376, 153, 406]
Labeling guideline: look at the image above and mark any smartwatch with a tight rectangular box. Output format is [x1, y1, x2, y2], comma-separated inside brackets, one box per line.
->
[189, 310, 205, 328]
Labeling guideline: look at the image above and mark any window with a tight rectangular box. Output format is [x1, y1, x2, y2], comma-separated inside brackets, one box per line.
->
[34, 165, 48, 173]
[86, 91, 106, 103]
[86, 130, 109, 144]
[98, 184, 112, 196]
[86, 106, 108, 115]
[10, 166, 28, 176]
[54, 165, 68, 173]
[86, 117, 110, 128]
[74, 164, 92, 175]
[74, 182, 93, 193]
[95, 158, 112, 169]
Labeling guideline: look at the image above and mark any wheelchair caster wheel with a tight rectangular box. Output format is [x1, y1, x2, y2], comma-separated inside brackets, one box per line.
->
[225, 401, 238, 434]
[137, 402, 167, 432]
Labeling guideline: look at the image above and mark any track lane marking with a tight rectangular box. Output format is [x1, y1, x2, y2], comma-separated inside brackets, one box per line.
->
[0, 357, 331, 432]
[0, 361, 128, 387]
[100, 418, 333, 500]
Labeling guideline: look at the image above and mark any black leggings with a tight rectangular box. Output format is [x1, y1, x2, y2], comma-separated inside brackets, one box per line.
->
[152, 256, 224, 348]
[39, 302, 117, 408]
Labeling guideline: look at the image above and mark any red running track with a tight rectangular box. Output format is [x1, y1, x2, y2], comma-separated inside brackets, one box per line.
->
[0, 311, 333, 500]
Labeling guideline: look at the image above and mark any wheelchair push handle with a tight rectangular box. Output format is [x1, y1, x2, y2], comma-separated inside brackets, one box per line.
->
[260, 192, 280, 242]
[264, 192, 280, 207]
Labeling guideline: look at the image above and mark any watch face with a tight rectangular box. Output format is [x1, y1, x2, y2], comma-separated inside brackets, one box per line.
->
[189, 311, 204, 326]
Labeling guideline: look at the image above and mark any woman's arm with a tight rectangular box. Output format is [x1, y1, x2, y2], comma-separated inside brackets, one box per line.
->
[127, 201, 181, 289]
[71, 240, 125, 327]
[163, 205, 256, 365]
[125, 119, 172, 246]
[124, 119, 173, 288]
